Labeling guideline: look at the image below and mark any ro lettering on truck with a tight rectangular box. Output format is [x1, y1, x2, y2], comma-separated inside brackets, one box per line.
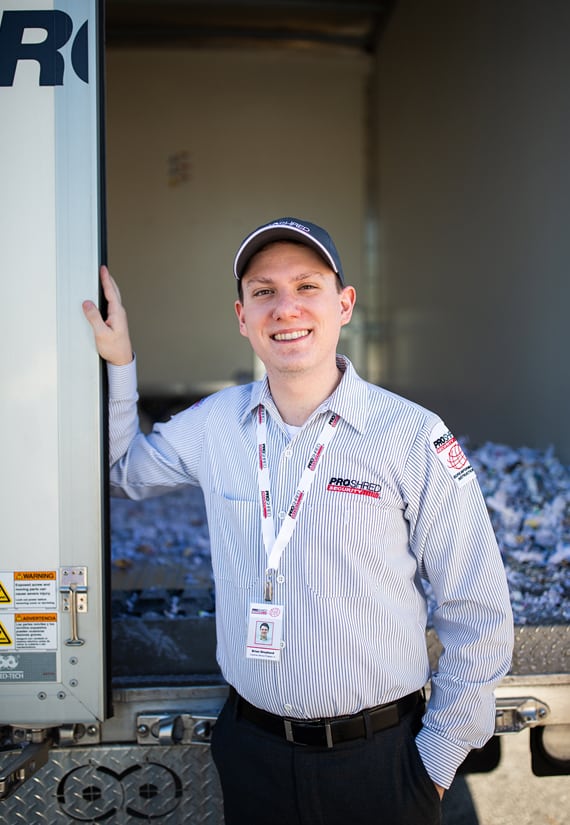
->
[0, 9, 88, 86]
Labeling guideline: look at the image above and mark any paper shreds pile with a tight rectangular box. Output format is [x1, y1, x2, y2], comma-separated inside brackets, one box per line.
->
[465, 441, 570, 625]
[110, 487, 213, 592]
[110, 442, 570, 626]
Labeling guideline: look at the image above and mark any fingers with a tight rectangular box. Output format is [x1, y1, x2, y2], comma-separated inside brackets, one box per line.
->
[100, 264, 123, 308]
[83, 266, 120, 319]
[82, 266, 134, 366]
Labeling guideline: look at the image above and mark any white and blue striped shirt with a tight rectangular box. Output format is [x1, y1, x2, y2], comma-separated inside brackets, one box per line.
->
[108, 356, 513, 789]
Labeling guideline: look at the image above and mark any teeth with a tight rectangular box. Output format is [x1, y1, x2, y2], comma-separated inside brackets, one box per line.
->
[273, 330, 309, 341]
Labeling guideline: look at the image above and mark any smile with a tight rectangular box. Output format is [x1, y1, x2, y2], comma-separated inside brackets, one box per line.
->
[272, 330, 310, 341]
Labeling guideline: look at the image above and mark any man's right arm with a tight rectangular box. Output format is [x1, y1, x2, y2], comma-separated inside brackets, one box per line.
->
[83, 267, 202, 497]
[83, 265, 141, 476]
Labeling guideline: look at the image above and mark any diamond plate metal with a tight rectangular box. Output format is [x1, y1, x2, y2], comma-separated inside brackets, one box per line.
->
[510, 626, 570, 674]
[426, 625, 569, 675]
[0, 744, 224, 824]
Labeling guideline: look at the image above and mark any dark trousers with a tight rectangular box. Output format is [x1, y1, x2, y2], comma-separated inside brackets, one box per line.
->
[211, 692, 442, 825]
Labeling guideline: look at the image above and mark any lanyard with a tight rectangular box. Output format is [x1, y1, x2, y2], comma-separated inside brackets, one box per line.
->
[256, 404, 341, 601]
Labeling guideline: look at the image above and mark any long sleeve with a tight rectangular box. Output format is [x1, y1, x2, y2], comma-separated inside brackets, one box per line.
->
[107, 358, 202, 498]
[405, 423, 514, 788]
[107, 359, 140, 468]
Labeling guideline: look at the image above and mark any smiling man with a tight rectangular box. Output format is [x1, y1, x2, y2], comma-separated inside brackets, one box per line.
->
[234, 237, 355, 425]
[83, 217, 513, 825]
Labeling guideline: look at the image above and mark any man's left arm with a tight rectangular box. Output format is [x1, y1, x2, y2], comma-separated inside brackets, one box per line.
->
[407, 427, 514, 790]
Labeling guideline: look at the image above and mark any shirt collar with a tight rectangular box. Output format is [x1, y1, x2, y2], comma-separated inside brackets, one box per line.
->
[241, 355, 368, 434]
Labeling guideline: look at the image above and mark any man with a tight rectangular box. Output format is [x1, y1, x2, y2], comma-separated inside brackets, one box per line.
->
[256, 622, 271, 644]
[83, 217, 513, 825]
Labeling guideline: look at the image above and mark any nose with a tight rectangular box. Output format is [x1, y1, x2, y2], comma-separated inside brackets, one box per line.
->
[272, 290, 300, 320]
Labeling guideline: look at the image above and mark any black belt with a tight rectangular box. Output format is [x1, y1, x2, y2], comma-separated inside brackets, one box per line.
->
[231, 687, 422, 748]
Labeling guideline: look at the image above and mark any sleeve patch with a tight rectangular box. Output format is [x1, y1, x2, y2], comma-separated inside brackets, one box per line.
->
[429, 421, 475, 486]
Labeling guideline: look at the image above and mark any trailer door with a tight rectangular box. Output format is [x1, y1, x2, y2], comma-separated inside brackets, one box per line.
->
[0, 0, 109, 730]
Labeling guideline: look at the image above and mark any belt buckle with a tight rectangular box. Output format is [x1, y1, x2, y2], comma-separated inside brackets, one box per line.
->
[284, 719, 334, 748]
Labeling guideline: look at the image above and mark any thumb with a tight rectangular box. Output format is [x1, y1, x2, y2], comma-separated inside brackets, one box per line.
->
[82, 299, 105, 331]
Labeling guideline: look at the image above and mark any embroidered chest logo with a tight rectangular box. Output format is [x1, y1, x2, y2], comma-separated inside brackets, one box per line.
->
[326, 477, 381, 499]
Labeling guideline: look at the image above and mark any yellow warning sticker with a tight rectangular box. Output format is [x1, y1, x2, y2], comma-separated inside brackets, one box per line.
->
[13, 572, 57, 610]
[14, 571, 57, 581]
[0, 621, 13, 646]
[14, 613, 57, 650]
[0, 581, 11, 605]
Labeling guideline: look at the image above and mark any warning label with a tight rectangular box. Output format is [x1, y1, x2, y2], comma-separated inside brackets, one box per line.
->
[14, 613, 57, 651]
[1, 571, 59, 610]
[14, 571, 57, 609]
[0, 572, 59, 653]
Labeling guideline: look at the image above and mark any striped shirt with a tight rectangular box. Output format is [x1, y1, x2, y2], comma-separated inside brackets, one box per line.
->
[108, 355, 513, 789]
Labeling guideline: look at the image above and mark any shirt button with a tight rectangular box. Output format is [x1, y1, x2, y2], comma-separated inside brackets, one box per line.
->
[284, 703, 293, 713]
[278, 511, 287, 520]
[284, 449, 293, 458]
[277, 575, 285, 584]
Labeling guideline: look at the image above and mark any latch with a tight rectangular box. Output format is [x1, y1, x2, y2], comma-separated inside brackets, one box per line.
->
[136, 713, 217, 746]
[0, 730, 51, 800]
[57, 722, 101, 746]
[60, 567, 88, 646]
[495, 697, 550, 733]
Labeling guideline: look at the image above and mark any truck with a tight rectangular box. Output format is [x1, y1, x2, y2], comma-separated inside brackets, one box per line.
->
[1, 1, 569, 822]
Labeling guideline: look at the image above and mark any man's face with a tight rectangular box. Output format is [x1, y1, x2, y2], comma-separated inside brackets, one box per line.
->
[235, 242, 355, 381]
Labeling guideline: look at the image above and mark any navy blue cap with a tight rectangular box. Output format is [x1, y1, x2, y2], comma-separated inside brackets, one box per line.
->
[233, 217, 345, 285]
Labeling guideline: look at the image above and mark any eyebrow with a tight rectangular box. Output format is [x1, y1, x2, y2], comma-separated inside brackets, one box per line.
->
[244, 271, 327, 289]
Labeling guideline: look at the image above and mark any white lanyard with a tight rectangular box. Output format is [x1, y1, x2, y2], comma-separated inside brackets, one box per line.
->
[256, 404, 341, 601]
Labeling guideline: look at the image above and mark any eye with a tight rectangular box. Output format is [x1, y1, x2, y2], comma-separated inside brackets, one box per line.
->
[252, 288, 273, 297]
[299, 282, 318, 291]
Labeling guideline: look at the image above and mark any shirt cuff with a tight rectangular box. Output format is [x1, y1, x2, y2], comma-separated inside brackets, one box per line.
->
[415, 726, 471, 789]
[107, 356, 137, 401]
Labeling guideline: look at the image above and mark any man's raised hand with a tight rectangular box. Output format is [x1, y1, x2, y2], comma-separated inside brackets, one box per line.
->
[82, 266, 133, 366]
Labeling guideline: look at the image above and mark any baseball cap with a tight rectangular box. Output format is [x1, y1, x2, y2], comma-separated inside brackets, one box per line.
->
[233, 217, 345, 285]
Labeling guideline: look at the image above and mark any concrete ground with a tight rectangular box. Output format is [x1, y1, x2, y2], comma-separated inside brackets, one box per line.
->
[442, 730, 568, 825]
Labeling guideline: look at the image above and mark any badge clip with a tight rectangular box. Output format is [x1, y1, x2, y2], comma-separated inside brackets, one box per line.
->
[264, 569, 274, 603]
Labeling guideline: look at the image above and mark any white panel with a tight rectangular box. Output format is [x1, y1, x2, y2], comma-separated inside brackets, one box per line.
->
[0, 0, 107, 725]
[1, 1, 59, 563]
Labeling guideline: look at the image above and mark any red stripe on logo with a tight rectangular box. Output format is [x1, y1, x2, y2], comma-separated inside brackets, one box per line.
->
[326, 485, 380, 499]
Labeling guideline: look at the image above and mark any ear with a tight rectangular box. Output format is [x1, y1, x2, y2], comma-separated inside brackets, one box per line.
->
[235, 300, 249, 338]
[339, 285, 356, 327]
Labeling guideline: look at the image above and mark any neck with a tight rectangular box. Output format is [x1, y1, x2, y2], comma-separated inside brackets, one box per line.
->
[266, 361, 343, 426]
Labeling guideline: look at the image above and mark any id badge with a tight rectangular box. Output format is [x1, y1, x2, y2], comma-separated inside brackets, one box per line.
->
[246, 602, 284, 662]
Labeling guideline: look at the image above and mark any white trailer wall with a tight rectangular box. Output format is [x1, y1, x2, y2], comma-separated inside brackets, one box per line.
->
[374, 0, 570, 459]
[105, 48, 368, 395]
[0, 0, 108, 727]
